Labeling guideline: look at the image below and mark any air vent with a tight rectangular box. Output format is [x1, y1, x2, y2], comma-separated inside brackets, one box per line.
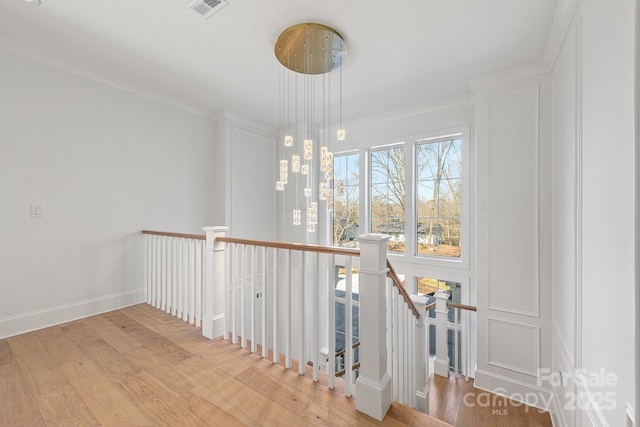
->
[187, 0, 228, 19]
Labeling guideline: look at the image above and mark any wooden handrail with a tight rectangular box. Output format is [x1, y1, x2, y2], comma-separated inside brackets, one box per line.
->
[142, 230, 205, 240]
[335, 341, 361, 358]
[216, 236, 360, 257]
[143, 231, 422, 319]
[425, 302, 436, 311]
[386, 260, 421, 319]
[446, 302, 477, 312]
[336, 362, 360, 377]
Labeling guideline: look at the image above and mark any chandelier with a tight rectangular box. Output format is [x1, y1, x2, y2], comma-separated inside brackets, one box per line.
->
[274, 23, 347, 233]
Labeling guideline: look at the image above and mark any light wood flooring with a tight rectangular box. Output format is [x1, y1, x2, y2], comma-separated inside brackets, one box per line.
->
[0, 304, 551, 426]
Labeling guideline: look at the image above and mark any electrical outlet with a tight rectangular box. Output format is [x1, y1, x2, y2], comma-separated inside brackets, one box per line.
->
[30, 204, 44, 218]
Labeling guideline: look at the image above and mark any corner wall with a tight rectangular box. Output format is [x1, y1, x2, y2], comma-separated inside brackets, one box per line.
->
[0, 50, 220, 338]
[549, 0, 636, 425]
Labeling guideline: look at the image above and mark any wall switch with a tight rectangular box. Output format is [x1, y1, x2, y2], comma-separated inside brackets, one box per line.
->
[30, 204, 44, 218]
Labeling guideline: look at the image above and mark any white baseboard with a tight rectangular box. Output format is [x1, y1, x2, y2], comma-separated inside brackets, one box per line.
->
[549, 390, 568, 427]
[0, 288, 146, 339]
[550, 328, 574, 427]
[474, 368, 554, 412]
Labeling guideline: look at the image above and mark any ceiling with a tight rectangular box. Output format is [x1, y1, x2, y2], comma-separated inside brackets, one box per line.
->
[0, 0, 558, 128]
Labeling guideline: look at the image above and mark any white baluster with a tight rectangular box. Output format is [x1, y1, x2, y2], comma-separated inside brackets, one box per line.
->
[154, 235, 160, 309]
[392, 285, 399, 401]
[454, 307, 459, 378]
[183, 239, 190, 321]
[328, 254, 336, 390]
[272, 247, 278, 364]
[169, 238, 176, 316]
[261, 246, 267, 358]
[194, 240, 205, 327]
[345, 256, 353, 397]
[251, 245, 257, 353]
[313, 252, 320, 382]
[145, 235, 150, 303]
[231, 243, 238, 344]
[299, 252, 306, 375]
[224, 239, 231, 339]
[285, 249, 291, 369]
[241, 244, 247, 349]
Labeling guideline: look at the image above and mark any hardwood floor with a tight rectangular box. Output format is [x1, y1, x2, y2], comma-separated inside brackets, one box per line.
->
[427, 373, 552, 426]
[1, 304, 551, 426]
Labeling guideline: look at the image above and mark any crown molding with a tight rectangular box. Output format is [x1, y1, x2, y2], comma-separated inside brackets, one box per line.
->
[542, 0, 582, 69]
[0, 34, 217, 120]
[468, 62, 550, 92]
[344, 92, 475, 128]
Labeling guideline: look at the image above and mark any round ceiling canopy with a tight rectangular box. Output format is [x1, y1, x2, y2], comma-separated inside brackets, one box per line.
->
[274, 23, 346, 75]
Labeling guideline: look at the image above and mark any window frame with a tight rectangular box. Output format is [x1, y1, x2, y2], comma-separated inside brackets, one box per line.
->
[328, 126, 470, 272]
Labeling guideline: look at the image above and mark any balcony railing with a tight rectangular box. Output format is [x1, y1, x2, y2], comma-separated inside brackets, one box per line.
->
[142, 227, 476, 421]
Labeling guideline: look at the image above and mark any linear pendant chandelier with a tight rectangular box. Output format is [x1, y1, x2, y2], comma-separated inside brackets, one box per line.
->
[274, 23, 346, 233]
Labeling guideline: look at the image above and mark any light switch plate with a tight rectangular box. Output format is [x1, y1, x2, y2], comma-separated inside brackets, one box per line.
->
[30, 204, 44, 218]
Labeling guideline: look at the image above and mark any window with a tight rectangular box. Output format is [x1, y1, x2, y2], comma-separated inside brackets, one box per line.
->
[370, 145, 405, 253]
[331, 130, 466, 265]
[416, 137, 462, 258]
[333, 152, 360, 247]
[417, 276, 462, 304]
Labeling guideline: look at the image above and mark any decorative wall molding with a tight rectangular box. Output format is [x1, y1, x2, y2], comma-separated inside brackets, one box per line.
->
[469, 62, 550, 92]
[486, 84, 541, 318]
[474, 368, 553, 412]
[543, 0, 582, 69]
[487, 317, 541, 376]
[0, 289, 145, 339]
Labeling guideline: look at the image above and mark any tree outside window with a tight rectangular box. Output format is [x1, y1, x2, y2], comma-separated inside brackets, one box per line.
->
[416, 138, 462, 257]
[370, 146, 405, 253]
[333, 153, 359, 247]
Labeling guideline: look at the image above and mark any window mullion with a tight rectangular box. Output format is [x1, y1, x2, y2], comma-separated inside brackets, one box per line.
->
[404, 142, 415, 257]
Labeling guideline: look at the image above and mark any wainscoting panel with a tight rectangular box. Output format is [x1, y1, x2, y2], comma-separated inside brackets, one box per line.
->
[488, 317, 540, 376]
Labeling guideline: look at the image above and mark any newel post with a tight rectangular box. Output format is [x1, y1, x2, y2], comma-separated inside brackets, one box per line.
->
[355, 234, 392, 421]
[202, 226, 229, 339]
[434, 290, 450, 377]
[410, 295, 430, 413]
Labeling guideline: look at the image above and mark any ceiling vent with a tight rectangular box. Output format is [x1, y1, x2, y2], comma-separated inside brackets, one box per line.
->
[187, 0, 228, 19]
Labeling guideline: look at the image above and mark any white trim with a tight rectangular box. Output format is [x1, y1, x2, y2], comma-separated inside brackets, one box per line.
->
[0, 289, 145, 339]
[574, 14, 584, 371]
[0, 35, 215, 119]
[485, 84, 542, 318]
[343, 93, 474, 129]
[487, 317, 541, 377]
[549, 392, 568, 427]
[543, 0, 582, 69]
[552, 323, 576, 369]
[551, 325, 575, 427]
[577, 381, 611, 427]
[469, 62, 550, 92]
[626, 403, 635, 426]
[474, 368, 554, 412]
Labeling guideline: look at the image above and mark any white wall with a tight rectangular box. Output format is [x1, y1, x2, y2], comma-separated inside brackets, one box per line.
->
[550, 11, 580, 426]
[550, 0, 636, 425]
[0, 50, 219, 338]
[474, 72, 554, 409]
[224, 118, 276, 241]
[580, 0, 635, 425]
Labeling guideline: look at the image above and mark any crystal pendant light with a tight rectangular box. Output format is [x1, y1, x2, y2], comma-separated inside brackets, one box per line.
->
[274, 23, 347, 231]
